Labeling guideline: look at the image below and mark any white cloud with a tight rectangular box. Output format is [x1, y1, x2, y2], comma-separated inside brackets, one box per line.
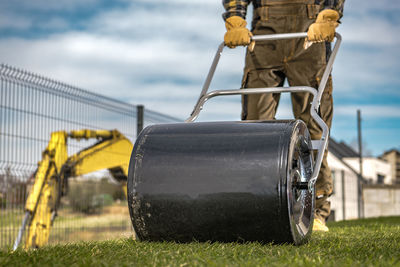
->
[40, 17, 70, 31]
[0, 0, 399, 155]
[0, 14, 32, 30]
[0, 0, 103, 12]
[332, 45, 400, 96]
[339, 15, 400, 46]
[346, 0, 400, 10]
[343, 0, 400, 34]
[335, 105, 400, 118]
[89, 2, 224, 37]
[0, 0, 243, 120]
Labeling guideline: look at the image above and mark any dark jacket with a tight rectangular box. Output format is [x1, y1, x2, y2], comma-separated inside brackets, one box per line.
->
[222, 0, 345, 20]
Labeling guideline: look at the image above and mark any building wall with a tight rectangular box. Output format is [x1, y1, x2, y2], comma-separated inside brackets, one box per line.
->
[381, 151, 400, 184]
[363, 185, 400, 218]
[343, 157, 391, 184]
[328, 153, 360, 221]
[327, 152, 400, 221]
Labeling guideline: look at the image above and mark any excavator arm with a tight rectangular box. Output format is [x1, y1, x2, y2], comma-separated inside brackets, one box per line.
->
[13, 129, 133, 250]
[66, 129, 132, 185]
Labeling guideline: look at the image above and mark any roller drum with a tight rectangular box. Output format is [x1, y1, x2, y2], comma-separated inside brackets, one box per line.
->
[127, 120, 314, 245]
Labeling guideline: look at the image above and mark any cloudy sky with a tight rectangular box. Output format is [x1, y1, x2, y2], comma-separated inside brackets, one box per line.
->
[0, 0, 399, 156]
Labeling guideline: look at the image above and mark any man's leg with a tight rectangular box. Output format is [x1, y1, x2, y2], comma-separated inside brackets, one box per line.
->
[315, 148, 333, 222]
[241, 68, 284, 120]
[284, 36, 334, 226]
[313, 76, 334, 223]
[290, 75, 334, 226]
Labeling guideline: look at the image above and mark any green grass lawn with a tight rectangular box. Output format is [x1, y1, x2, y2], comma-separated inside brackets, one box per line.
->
[0, 203, 132, 249]
[2, 217, 400, 267]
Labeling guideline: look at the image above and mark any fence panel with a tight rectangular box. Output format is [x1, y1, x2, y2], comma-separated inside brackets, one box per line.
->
[0, 64, 180, 249]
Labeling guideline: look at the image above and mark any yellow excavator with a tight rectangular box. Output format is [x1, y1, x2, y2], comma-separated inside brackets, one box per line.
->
[13, 129, 133, 250]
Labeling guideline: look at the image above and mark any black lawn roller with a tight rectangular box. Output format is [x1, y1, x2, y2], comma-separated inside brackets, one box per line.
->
[127, 32, 341, 245]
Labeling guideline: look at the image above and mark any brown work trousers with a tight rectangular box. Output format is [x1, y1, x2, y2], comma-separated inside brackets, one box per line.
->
[241, 3, 333, 222]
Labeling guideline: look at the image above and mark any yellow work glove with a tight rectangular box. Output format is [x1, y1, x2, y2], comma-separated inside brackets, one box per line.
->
[224, 16, 255, 51]
[304, 9, 339, 49]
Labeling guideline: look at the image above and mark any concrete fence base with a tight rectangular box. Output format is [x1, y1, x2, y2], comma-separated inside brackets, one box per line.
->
[363, 184, 400, 218]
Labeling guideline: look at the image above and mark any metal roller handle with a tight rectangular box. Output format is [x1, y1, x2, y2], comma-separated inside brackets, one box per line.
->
[186, 32, 342, 192]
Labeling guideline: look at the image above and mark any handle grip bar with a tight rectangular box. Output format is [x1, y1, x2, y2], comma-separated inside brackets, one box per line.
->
[185, 32, 342, 192]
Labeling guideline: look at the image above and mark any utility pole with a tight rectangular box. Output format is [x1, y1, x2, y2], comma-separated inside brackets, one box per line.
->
[137, 105, 144, 137]
[357, 109, 364, 218]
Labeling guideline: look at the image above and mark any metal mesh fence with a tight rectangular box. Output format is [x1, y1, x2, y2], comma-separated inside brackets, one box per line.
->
[0, 63, 180, 249]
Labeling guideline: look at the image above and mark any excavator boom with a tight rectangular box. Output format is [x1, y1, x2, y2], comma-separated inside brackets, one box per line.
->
[13, 129, 133, 250]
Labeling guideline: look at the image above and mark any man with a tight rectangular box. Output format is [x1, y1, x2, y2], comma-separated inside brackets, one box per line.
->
[222, 0, 344, 231]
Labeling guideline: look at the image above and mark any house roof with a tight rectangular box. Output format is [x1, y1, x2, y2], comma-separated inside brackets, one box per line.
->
[328, 137, 368, 182]
[328, 138, 359, 159]
[381, 149, 400, 157]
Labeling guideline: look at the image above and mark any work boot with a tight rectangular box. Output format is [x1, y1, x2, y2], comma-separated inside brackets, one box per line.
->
[313, 218, 329, 232]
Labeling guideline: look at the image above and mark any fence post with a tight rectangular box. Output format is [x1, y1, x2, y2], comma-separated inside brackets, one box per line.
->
[137, 105, 144, 137]
[341, 170, 345, 221]
[357, 110, 364, 218]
